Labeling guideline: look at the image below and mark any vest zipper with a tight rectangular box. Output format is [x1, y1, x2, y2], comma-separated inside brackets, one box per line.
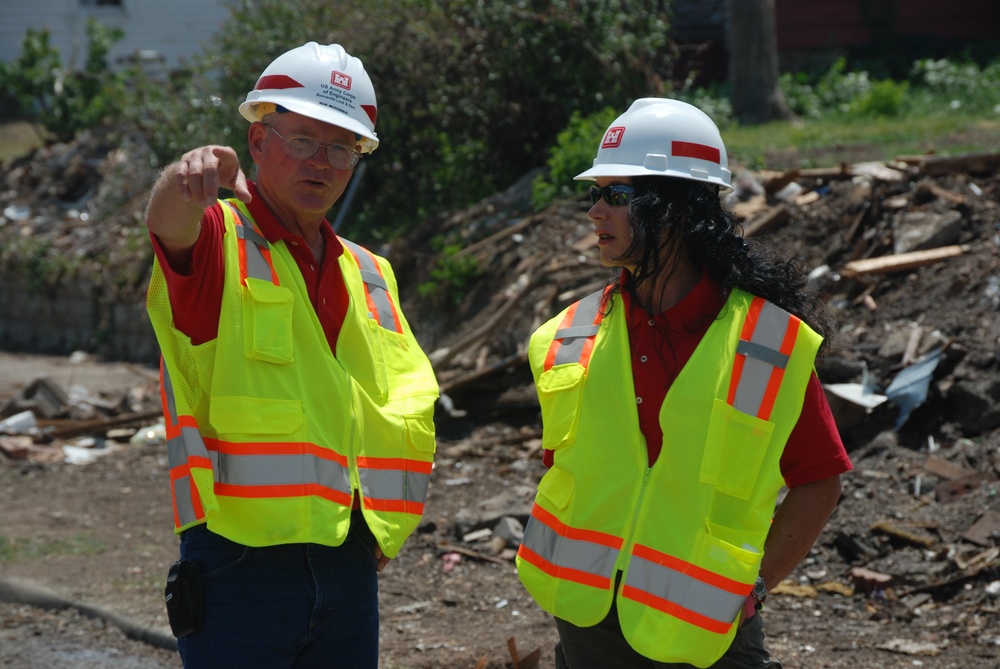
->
[614, 459, 653, 575]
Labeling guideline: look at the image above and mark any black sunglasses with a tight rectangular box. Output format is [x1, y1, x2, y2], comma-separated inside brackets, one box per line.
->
[590, 184, 635, 207]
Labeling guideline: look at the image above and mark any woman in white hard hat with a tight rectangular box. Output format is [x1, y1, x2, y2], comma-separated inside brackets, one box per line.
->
[516, 98, 852, 668]
[145, 43, 438, 669]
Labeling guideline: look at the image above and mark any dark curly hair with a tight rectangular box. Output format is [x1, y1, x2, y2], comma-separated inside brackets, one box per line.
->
[608, 175, 836, 355]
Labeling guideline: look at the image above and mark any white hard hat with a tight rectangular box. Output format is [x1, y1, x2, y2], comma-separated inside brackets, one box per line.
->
[240, 42, 379, 154]
[575, 98, 731, 191]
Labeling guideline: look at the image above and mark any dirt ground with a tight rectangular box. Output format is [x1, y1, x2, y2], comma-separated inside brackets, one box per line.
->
[2, 139, 1000, 667]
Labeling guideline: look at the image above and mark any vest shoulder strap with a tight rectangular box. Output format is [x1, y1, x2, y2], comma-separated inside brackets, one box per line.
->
[225, 202, 279, 286]
[542, 287, 609, 371]
[339, 237, 404, 334]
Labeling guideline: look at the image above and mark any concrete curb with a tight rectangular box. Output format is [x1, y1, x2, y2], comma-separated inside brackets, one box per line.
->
[0, 575, 177, 651]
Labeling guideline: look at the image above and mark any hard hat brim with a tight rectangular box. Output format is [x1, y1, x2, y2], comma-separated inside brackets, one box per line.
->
[574, 163, 733, 192]
[240, 96, 379, 153]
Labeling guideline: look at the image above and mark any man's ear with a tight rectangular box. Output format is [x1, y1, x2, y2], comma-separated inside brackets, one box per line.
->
[247, 122, 267, 163]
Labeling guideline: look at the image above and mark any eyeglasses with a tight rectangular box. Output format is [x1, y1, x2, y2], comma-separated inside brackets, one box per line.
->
[263, 123, 361, 169]
[590, 184, 635, 207]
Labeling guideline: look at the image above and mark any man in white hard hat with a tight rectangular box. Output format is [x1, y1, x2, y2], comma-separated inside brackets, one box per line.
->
[145, 43, 439, 669]
[516, 98, 852, 668]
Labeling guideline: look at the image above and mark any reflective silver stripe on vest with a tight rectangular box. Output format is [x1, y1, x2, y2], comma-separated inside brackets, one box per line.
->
[341, 238, 400, 332]
[215, 451, 351, 495]
[230, 206, 276, 283]
[732, 300, 793, 417]
[552, 289, 605, 367]
[358, 467, 431, 506]
[162, 366, 211, 527]
[522, 513, 620, 581]
[623, 553, 745, 626]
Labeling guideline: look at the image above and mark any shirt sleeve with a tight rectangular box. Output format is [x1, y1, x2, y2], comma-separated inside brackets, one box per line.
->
[148, 204, 226, 346]
[779, 373, 854, 488]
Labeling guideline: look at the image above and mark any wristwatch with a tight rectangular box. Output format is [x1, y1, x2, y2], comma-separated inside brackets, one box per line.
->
[750, 575, 767, 609]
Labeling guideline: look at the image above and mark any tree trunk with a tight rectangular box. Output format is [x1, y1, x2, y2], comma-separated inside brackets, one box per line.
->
[728, 0, 793, 124]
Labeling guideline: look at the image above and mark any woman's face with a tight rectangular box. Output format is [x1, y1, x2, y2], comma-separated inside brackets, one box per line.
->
[588, 176, 636, 272]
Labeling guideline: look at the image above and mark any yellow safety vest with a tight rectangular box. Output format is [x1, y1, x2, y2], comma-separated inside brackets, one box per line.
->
[146, 200, 439, 558]
[516, 286, 821, 667]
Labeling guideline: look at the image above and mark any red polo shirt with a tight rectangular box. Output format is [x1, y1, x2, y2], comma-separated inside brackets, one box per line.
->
[544, 271, 852, 488]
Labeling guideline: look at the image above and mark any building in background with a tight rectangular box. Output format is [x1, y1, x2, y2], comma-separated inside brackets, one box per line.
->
[0, 0, 231, 72]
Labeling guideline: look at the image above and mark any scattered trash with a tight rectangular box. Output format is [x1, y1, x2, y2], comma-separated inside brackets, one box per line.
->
[877, 639, 943, 656]
[0, 410, 38, 435]
[885, 348, 944, 428]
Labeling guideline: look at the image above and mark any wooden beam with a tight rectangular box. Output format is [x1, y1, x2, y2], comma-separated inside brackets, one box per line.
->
[840, 245, 966, 277]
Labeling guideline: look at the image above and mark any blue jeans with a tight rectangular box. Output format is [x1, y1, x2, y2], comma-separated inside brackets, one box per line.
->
[175, 512, 379, 669]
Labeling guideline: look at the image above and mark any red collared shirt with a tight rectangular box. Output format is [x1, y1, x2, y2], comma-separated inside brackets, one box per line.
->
[544, 271, 852, 488]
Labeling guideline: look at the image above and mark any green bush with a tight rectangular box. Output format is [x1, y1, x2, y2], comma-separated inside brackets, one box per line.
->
[780, 56, 1000, 120]
[849, 79, 908, 117]
[417, 236, 482, 306]
[911, 58, 1000, 114]
[0, 19, 127, 140]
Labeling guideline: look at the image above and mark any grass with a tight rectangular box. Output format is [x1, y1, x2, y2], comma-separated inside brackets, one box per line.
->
[0, 121, 46, 162]
[0, 533, 108, 562]
[723, 113, 1000, 171]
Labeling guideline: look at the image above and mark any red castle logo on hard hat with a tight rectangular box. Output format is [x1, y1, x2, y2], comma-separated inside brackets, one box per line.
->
[331, 70, 352, 90]
[602, 126, 625, 148]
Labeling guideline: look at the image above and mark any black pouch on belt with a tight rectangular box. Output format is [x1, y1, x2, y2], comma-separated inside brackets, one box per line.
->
[164, 559, 203, 638]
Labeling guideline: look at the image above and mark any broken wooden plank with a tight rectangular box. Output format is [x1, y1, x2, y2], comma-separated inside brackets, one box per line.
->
[870, 520, 937, 548]
[43, 410, 163, 440]
[840, 245, 967, 277]
[452, 214, 538, 259]
[962, 510, 1000, 547]
[924, 455, 977, 481]
[797, 165, 852, 180]
[915, 181, 967, 205]
[917, 152, 1000, 177]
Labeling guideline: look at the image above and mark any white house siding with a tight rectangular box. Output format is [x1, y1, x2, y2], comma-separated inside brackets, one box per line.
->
[0, 0, 232, 72]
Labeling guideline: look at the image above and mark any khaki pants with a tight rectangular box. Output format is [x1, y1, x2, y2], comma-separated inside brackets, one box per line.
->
[554, 605, 782, 669]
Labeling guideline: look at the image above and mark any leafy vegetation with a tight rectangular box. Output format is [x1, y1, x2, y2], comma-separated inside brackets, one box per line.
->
[417, 237, 483, 307]
[0, 533, 107, 561]
[722, 56, 1000, 171]
[0, 19, 127, 141]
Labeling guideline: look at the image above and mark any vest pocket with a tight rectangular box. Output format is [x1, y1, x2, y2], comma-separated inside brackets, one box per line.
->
[404, 413, 436, 455]
[700, 398, 775, 500]
[537, 466, 574, 511]
[242, 278, 295, 364]
[209, 396, 304, 437]
[535, 364, 585, 451]
[698, 521, 761, 585]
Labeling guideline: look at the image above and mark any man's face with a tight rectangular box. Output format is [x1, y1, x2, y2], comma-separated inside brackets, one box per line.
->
[249, 111, 361, 223]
